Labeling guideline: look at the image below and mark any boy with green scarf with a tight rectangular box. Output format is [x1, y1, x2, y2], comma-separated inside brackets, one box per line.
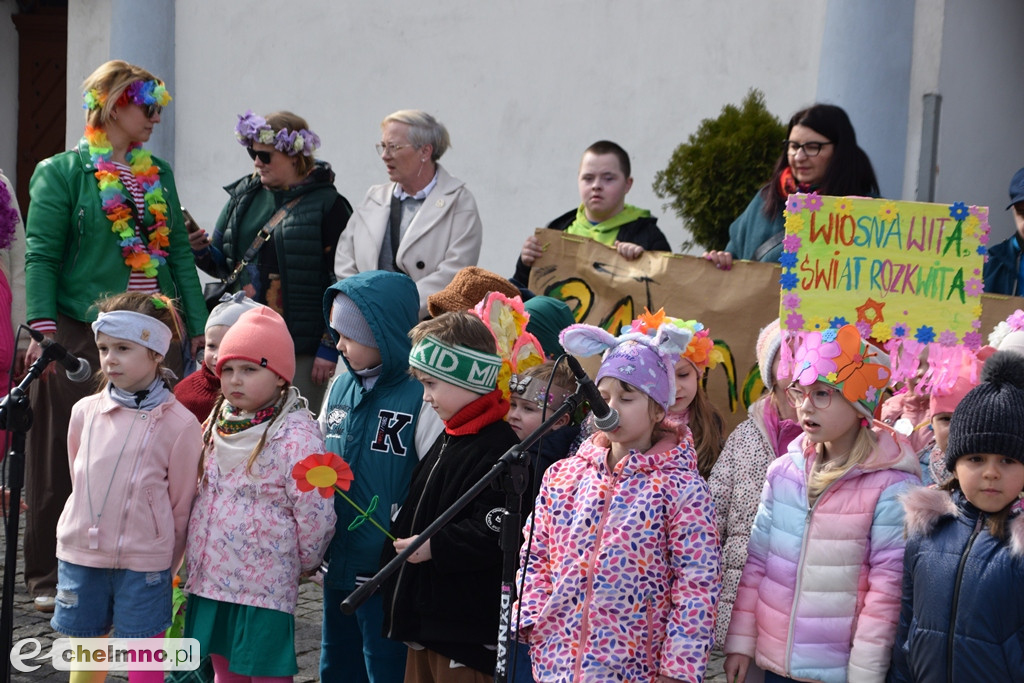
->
[513, 140, 671, 287]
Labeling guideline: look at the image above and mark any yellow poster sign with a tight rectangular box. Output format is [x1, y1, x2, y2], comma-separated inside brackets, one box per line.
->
[527, 229, 1022, 431]
[780, 194, 989, 349]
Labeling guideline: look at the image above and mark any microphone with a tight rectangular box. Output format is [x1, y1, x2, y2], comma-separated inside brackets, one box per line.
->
[564, 355, 620, 431]
[25, 327, 93, 383]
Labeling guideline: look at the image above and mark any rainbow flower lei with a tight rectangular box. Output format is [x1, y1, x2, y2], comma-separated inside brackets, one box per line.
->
[234, 110, 321, 157]
[84, 125, 170, 276]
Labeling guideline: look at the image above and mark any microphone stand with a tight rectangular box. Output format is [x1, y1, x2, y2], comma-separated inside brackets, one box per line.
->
[341, 387, 586, 683]
[1, 345, 64, 683]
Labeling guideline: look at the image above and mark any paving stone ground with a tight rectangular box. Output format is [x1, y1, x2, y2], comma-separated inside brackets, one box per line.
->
[3, 515, 727, 682]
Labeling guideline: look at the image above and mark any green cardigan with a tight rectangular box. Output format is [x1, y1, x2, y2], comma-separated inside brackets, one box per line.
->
[25, 139, 207, 336]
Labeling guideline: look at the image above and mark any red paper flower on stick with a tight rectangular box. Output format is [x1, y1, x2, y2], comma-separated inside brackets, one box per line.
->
[291, 453, 394, 540]
[292, 452, 353, 498]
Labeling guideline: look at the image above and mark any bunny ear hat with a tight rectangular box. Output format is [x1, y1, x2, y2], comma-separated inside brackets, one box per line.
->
[559, 323, 693, 411]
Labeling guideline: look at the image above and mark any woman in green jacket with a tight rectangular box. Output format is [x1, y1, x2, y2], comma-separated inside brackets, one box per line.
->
[188, 110, 351, 408]
[22, 60, 206, 612]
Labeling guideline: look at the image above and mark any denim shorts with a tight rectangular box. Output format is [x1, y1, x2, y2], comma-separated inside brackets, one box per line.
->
[51, 560, 172, 638]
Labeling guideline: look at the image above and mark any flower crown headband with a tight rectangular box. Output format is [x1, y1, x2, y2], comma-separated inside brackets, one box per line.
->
[83, 79, 172, 112]
[234, 110, 321, 157]
[626, 308, 723, 372]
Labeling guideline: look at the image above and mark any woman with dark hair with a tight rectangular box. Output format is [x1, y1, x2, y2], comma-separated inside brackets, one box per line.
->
[189, 110, 352, 407]
[703, 104, 879, 269]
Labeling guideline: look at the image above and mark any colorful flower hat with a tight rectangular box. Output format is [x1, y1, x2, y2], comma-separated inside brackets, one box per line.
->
[559, 321, 692, 411]
[929, 350, 981, 417]
[983, 308, 1024, 358]
[471, 292, 544, 403]
[626, 308, 722, 373]
[791, 324, 891, 420]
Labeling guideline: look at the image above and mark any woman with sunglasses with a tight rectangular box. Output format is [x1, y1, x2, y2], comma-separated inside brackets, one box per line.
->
[22, 60, 207, 613]
[189, 110, 352, 408]
[703, 104, 879, 269]
[334, 109, 483, 321]
[723, 324, 919, 683]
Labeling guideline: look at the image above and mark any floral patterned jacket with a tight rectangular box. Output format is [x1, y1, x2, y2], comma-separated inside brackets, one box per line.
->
[514, 430, 721, 683]
[708, 411, 779, 649]
[185, 389, 336, 614]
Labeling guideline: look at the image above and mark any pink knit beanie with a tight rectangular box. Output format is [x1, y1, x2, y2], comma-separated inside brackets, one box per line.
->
[215, 307, 295, 382]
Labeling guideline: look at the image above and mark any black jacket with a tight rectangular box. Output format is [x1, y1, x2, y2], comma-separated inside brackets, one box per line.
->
[381, 418, 519, 673]
[888, 487, 1024, 683]
[512, 208, 671, 287]
[982, 232, 1022, 296]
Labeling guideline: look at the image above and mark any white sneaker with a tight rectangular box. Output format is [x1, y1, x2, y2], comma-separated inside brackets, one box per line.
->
[33, 596, 55, 613]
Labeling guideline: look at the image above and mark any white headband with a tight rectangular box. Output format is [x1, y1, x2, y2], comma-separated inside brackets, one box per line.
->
[92, 310, 172, 356]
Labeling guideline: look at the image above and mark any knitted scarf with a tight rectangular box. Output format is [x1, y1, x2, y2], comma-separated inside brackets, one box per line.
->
[444, 388, 509, 436]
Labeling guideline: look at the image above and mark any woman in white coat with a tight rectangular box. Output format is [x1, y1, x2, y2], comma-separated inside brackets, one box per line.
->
[335, 110, 482, 319]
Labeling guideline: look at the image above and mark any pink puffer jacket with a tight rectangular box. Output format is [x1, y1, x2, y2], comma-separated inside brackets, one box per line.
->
[725, 430, 920, 683]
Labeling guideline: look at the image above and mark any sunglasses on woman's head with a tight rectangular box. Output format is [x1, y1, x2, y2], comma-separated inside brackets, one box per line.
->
[247, 147, 273, 164]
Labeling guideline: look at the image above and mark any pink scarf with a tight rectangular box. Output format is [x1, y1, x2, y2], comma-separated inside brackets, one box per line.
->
[762, 399, 802, 457]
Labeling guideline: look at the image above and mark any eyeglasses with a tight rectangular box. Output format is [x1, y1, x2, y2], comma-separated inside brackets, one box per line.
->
[375, 142, 413, 156]
[785, 383, 836, 409]
[784, 140, 833, 157]
[142, 103, 163, 119]
[247, 147, 273, 164]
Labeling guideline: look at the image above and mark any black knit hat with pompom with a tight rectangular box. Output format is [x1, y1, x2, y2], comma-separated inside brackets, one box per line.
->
[946, 350, 1024, 470]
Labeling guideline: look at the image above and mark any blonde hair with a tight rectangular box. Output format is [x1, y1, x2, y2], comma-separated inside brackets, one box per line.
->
[520, 360, 574, 395]
[199, 385, 291, 482]
[382, 110, 450, 161]
[81, 60, 162, 128]
[264, 111, 316, 176]
[92, 291, 182, 390]
[688, 380, 726, 480]
[806, 425, 878, 501]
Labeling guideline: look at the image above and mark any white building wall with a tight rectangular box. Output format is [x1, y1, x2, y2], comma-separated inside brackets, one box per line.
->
[931, 0, 1024, 243]
[68, 0, 827, 274]
[901, 0, 946, 202]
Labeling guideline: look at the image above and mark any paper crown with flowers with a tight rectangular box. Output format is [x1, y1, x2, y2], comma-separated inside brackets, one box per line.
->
[791, 324, 891, 420]
[559, 321, 692, 411]
[470, 292, 545, 403]
[234, 110, 321, 157]
[626, 308, 723, 372]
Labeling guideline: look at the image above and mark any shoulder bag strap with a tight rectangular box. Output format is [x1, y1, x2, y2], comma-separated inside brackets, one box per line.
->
[752, 229, 785, 262]
[221, 195, 304, 286]
[388, 193, 403, 270]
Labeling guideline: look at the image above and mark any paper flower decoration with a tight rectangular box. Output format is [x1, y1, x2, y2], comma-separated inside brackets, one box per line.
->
[804, 192, 823, 212]
[472, 292, 544, 402]
[292, 452, 395, 540]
